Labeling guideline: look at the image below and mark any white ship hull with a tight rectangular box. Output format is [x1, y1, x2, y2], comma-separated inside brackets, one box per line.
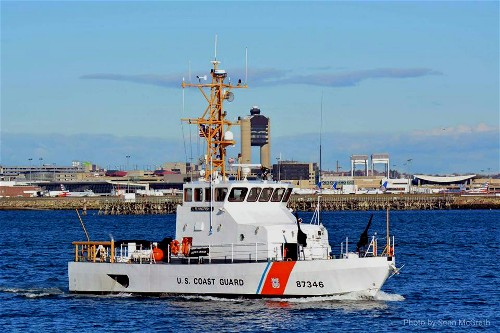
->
[68, 256, 394, 297]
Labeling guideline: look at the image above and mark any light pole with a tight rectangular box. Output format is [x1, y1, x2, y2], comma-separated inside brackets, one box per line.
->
[126, 155, 130, 193]
[39, 158, 43, 181]
[28, 158, 33, 182]
[276, 156, 281, 182]
[406, 159, 413, 194]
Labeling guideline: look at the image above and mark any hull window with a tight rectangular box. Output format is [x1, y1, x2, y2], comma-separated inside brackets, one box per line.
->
[271, 188, 285, 202]
[246, 188, 261, 202]
[194, 188, 203, 202]
[228, 187, 249, 202]
[259, 187, 273, 202]
[215, 188, 228, 202]
[282, 188, 293, 202]
[204, 188, 211, 202]
[184, 188, 192, 202]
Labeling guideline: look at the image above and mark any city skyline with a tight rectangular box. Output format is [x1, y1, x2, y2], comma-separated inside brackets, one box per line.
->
[1, 1, 498, 174]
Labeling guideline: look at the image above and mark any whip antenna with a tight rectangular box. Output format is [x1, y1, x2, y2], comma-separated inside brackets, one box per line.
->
[75, 209, 90, 242]
[188, 60, 192, 83]
[181, 77, 188, 164]
[245, 47, 248, 84]
[214, 34, 218, 60]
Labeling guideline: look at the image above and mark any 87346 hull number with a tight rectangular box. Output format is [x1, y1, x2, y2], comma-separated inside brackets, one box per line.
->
[296, 280, 324, 288]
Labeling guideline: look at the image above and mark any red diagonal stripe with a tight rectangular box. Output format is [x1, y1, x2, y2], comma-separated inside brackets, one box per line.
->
[260, 261, 296, 295]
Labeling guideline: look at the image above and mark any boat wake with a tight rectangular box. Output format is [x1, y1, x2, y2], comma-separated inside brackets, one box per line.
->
[67, 291, 136, 299]
[373, 290, 405, 302]
[271, 290, 405, 303]
[177, 295, 241, 302]
[174, 290, 404, 304]
[1, 287, 64, 299]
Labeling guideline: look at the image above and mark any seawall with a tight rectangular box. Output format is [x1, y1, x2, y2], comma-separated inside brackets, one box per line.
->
[0, 194, 499, 214]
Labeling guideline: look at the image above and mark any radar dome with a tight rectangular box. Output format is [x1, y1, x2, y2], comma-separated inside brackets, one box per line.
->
[250, 106, 260, 115]
[224, 131, 234, 141]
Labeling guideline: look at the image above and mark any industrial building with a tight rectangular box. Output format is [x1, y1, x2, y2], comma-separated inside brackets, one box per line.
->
[272, 161, 319, 188]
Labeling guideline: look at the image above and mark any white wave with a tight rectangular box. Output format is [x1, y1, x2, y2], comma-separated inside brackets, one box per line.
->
[374, 290, 405, 302]
[177, 295, 243, 302]
[24, 292, 53, 299]
[110, 292, 133, 298]
[72, 292, 134, 299]
[273, 290, 404, 303]
[0, 287, 64, 298]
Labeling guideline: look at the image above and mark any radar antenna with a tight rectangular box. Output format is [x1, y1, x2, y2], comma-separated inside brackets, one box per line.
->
[182, 40, 248, 180]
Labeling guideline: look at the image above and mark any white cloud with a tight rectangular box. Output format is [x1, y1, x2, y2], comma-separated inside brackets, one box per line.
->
[2, 126, 498, 175]
[412, 123, 498, 137]
[80, 67, 442, 88]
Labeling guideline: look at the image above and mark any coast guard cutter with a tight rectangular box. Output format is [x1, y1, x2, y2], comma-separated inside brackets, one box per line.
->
[68, 49, 399, 297]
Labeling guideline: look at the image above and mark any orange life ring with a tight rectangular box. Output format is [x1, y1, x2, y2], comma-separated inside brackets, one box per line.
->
[388, 247, 394, 257]
[170, 240, 180, 256]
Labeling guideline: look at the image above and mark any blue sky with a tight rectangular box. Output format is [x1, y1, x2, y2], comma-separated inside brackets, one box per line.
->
[1, 1, 499, 175]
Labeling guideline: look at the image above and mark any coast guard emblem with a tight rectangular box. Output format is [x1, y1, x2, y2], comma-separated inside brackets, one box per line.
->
[271, 278, 280, 289]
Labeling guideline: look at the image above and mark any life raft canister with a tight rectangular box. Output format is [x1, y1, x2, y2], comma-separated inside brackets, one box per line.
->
[170, 240, 180, 255]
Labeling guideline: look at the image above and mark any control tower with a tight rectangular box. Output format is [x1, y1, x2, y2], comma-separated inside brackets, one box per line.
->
[240, 106, 271, 168]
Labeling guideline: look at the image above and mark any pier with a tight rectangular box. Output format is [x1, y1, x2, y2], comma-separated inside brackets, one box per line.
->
[287, 194, 500, 211]
[0, 194, 498, 214]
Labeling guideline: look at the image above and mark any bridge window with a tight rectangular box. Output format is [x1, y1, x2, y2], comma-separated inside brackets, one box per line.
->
[194, 188, 203, 202]
[271, 188, 285, 202]
[204, 188, 211, 202]
[228, 187, 248, 202]
[246, 187, 261, 202]
[215, 188, 228, 202]
[184, 188, 192, 202]
[282, 188, 292, 202]
[258, 187, 273, 202]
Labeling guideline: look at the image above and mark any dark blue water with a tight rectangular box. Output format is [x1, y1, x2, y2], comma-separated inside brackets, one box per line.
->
[1, 209, 498, 332]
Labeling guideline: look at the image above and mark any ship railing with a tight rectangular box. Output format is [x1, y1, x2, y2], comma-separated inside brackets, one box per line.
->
[178, 242, 330, 263]
[380, 235, 395, 257]
[172, 242, 270, 263]
[339, 235, 395, 259]
[73, 241, 115, 263]
[115, 242, 156, 264]
[73, 240, 158, 264]
[363, 236, 378, 257]
[72, 240, 332, 264]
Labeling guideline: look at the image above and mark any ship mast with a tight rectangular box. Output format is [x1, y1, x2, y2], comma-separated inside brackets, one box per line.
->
[182, 52, 247, 180]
